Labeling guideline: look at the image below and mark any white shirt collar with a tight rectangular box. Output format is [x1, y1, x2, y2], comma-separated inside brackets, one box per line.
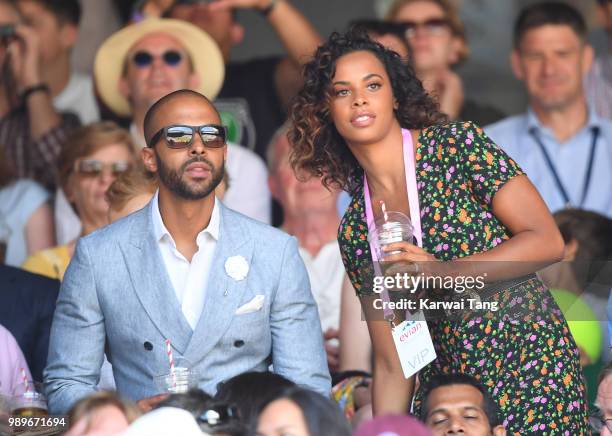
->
[151, 190, 221, 248]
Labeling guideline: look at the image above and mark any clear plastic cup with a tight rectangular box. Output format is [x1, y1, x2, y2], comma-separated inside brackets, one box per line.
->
[10, 383, 48, 417]
[154, 358, 199, 394]
[368, 211, 414, 260]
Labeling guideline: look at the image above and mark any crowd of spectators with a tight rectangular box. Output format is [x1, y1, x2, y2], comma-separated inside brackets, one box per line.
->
[1, 0, 611, 435]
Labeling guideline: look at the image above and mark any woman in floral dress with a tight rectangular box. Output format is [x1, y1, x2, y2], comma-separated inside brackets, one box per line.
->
[289, 29, 588, 434]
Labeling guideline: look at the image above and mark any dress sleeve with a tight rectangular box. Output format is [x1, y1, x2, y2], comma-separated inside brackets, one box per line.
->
[454, 121, 524, 206]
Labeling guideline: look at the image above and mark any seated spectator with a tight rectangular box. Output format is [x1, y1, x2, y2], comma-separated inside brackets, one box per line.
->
[0, 148, 54, 267]
[0, 265, 59, 382]
[164, 0, 321, 158]
[539, 209, 612, 363]
[157, 389, 245, 435]
[214, 371, 295, 428]
[0, 323, 32, 396]
[22, 122, 136, 280]
[386, 0, 505, 125]
[586, 0, 612, 119]
[65, 391, 141, 436]
[255, 386, 351, 436]
[267, 123, 344, 372]
[485, 2, 612, 217]
[354, 414, 430, 436]
[592, 362, 612, 434]
[15, 0, 99, 124]
[92, 17, 271, 225]
[0, 0, 80, 191]
[419, 374, 506, 436]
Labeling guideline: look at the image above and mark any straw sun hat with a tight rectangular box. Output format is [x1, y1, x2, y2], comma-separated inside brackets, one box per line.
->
[94, 18, 225, 117]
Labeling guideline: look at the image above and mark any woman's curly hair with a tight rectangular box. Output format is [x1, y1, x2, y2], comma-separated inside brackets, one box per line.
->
[289, 28, 445, 194]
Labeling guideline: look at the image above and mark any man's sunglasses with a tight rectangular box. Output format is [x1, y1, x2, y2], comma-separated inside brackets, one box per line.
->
[131, 50, 183, 68]
[74, 160, 131, 177]
[148, 124, 227, 149]
[399, 18, 450, 38]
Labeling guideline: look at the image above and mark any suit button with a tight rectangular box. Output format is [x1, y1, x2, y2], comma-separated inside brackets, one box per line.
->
[234, 340, 245, 348]
[144, 341, 153, 351]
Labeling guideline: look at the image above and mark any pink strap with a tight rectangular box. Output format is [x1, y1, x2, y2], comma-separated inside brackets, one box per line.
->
[364, 128, 423, 260]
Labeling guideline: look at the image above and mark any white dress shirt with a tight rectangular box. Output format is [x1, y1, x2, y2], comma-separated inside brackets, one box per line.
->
[298, 241, 345, 334]
[485, 108, 612, 217]
[151, 191, 220, 330]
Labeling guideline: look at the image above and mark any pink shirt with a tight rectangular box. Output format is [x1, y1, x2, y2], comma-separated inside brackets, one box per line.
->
[0, 324, 32, 396]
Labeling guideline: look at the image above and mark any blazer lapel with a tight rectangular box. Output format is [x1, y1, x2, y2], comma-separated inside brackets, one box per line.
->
[185, 204, 253, 363]
[119, 202, 193, 354]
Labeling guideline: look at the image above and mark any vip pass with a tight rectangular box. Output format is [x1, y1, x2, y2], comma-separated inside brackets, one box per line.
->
[372, 272, 487, 294]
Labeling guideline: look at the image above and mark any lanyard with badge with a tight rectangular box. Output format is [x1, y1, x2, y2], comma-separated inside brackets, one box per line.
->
[364, 128, 436, 379]
[529, 126, 599, 208]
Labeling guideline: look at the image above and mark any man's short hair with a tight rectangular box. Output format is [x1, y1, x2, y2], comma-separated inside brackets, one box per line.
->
[420, 373, 502, 427]
[514, 1, 587, 48]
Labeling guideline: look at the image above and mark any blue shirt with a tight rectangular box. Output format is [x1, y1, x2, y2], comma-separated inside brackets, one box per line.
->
[485, 108, 612, 217]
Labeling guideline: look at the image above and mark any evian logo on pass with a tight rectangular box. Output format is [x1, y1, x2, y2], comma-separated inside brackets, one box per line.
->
[391, 315, 436, 379]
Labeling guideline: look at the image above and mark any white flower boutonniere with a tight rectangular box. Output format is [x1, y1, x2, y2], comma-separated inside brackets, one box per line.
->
[225, 255, 249, 281]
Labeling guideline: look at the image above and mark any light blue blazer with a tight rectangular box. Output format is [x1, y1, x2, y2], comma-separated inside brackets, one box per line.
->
[44, 201, 331, 414]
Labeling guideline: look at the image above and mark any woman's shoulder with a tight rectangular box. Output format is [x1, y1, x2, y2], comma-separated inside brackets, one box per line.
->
[419, 121, 485, 142]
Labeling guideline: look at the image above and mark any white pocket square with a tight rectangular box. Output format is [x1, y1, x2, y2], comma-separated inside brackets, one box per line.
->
[235, 295, 265, 315]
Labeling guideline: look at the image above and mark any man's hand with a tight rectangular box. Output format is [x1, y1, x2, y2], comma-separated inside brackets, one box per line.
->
[137, 394, 170, 413]
[7, 24, 43, 91]
[323, 328, 340, 373]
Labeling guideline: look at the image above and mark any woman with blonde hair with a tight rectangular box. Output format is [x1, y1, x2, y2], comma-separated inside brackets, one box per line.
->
[22, 122, 136, 280]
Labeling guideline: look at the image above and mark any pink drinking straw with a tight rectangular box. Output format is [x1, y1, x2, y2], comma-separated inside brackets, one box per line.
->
[165, 339, 177, 389]
[379, 200, 389, 223]
[21, 368, 29, 393]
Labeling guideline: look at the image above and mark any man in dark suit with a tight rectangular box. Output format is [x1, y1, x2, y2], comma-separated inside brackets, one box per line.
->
[0, 265, 59, 382]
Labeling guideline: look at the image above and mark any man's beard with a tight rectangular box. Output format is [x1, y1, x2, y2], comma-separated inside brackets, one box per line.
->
[156, 154, 224, 200]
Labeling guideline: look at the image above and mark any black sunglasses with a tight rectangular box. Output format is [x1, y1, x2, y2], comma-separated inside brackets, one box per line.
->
[131, 50, 183, 68]
[148, 124, 227, 149]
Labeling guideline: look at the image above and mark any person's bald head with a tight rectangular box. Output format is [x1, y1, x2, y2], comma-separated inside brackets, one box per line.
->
[143, 89, 220, 146]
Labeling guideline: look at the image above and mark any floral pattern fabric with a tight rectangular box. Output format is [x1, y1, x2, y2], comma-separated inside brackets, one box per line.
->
[338, 122, 589, 434]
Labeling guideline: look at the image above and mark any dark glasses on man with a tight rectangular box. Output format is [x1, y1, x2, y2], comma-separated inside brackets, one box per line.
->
[131, 50, 183, 68]
[74, 160, 131, 177]
[148, 124, 227, 149]
[400, 18, 449, 38]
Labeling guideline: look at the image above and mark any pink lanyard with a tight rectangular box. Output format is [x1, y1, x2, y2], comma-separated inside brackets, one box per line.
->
[364, 128, 423, 258]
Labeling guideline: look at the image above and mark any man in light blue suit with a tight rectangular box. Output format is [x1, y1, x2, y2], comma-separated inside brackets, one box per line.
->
[44, 90, 330, 414]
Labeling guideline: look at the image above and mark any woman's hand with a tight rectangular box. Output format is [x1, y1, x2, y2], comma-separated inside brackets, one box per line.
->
[380, 241, 438, 276]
